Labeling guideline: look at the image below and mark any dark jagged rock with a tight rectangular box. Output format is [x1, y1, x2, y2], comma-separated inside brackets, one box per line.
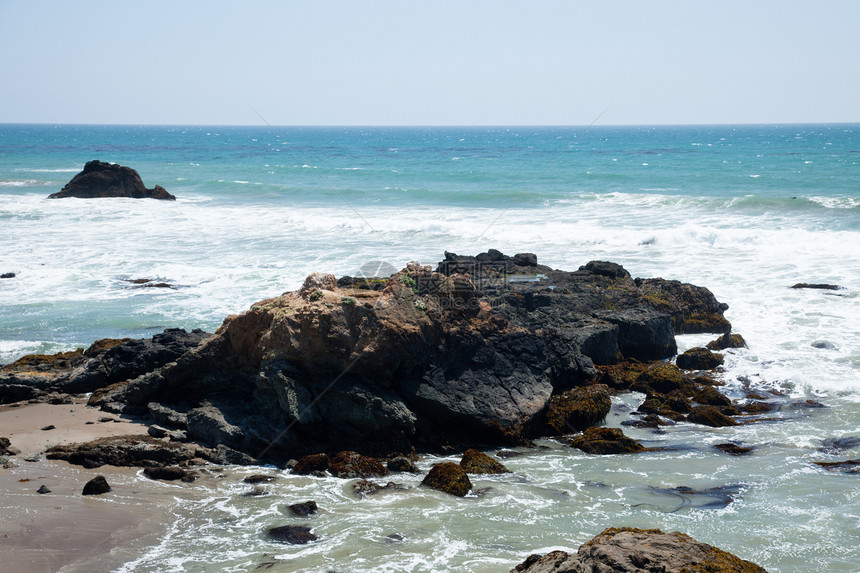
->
[82, 475, 112, 496]
[791, 283, 841, 290]
[71, 251, 730, 462]
[512, 527, 768, 573]
[0, 329, 210, 403]
[1, 272, 15, 279]
[266, 524, 317, 544]
[543, 384, 611, 435]
[422, 462, 472, 496]
[48, 160, 175, 200]
[677, 347, 724, 371]
[45, 435, 202, 468]
[329, 451, 389, 479]
[288, 500, 318, 516]
[569, 427, 646, 455]
[37, 485, 52, 494]
[459, 448, 509, 474]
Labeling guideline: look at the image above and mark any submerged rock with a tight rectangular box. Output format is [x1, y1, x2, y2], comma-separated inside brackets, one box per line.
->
[512, 527, 768, 572]
[48, 160, 175, 200]
[288, 500, 318, 516]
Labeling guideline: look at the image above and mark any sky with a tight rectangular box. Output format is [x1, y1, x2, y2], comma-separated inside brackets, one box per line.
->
[1, 1, 858, 126]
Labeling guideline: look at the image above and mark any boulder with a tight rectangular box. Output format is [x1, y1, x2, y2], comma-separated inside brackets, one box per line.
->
[82, 475, 111, 496]
[459, 448, 509, 474]
[48, 160, 175, 200]
[387, 456, 420, 473]
[707, 332, 747, 351]
[143, 466, 195, 481]
[569, 427, 645, 455]
[422, 462, 472, 497]
[511, 527, 767, 572]
[292, 454, 331, 475]
[693, 386, 732, 407]
[351, 480, 405, 497]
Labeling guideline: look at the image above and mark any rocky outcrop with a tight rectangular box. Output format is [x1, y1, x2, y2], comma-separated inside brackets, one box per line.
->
[45, 435, 203, 468]
[82, 476, 112, 496]
[568, 427, 646, 455]
[512, 527, 767, 572]
[0, 329, 211, 403]
[677, 347, 724, 371]
[48, 160, 175, 200]
[82, 251, 730, 463]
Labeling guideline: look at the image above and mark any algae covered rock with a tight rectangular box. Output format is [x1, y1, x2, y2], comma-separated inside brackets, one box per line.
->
[677, 347, 724, 370]
[543, 384, 611, 435]
[329, 451, 389, 478]
[512, 526, 768, 572]
[422, 462, 472, 496]
[687, 406, 738, 427]
[569, 427, 646, 455]
[459, 448, 509, 474]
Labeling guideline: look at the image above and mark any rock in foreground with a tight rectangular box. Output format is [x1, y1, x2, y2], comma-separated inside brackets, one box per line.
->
[48, 160, 175, 200]
[86, 251, 730, 462]
[512, 527, 767, 572]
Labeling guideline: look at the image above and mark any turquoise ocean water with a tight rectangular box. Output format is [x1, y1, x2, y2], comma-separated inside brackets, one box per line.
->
[1, 124, 859, 571]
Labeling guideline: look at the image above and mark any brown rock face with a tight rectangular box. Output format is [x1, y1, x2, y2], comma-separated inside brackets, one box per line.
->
[328, 451, 389, 478]
[49, 160, 175, 200]
[512, 527, 768, 572]
[422, 462, 472, 497]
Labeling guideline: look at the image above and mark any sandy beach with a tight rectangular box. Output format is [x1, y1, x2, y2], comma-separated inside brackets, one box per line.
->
[0, 400, 175, 572]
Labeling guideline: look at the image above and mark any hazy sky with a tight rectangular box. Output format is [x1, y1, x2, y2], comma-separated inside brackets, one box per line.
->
[1, 1, 858, 126]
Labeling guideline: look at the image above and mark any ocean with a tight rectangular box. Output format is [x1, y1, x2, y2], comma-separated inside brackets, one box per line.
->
[1, 124, 858, 572]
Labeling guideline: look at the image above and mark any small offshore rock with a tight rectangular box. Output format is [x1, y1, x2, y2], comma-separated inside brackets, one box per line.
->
[41, 425, 55, 431]
[49, 160, 175, 200]
[0, 272, 15, 279]
[288, 500, 318, 516]
[569, 427, 646, 455]
[814, 459, 860, 473]
[459, 448, 509, 474]
[676, 347, 724, 370]
[37, 485, 52, 494]
[82, 475, 111, 495]
[266, 524, 317, 544]
[422, 462, 472, 497]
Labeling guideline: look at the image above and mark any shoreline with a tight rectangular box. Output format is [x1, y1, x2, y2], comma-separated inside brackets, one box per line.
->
[0, 400, 172, 572]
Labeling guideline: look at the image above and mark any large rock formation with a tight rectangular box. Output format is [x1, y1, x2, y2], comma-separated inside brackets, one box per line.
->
[48, 160, 175, 200]
[512, 527, 767, 572]
[84, 250, 731, 463]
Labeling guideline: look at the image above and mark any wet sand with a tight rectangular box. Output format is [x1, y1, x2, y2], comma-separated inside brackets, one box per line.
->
[0, 400, 178, 572]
